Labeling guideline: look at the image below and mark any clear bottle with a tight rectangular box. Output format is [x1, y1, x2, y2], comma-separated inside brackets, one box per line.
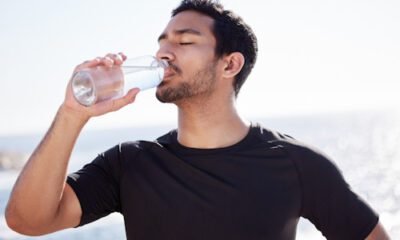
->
[71, 55, 168, 106]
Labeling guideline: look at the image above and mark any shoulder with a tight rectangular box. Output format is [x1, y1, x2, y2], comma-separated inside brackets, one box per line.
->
[115, 130, 177, 157]
[119, 133, 174, 152]
[118, 140, 154, 152]
[254, 123, 340, 175]
[254, 123, 319, 153]
[154, 129, 177, 146]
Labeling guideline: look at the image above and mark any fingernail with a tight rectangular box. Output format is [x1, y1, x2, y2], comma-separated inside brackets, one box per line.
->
[116, 55, 123, 63]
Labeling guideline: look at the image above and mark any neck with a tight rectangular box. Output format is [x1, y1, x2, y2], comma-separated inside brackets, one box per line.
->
[176, 95, 250, 149]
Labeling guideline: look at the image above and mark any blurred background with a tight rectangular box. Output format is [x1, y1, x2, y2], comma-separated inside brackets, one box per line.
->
[1, 0, 399, 239]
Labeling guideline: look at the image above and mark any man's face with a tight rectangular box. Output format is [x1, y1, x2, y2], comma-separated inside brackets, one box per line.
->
[155, 10, 220, 104]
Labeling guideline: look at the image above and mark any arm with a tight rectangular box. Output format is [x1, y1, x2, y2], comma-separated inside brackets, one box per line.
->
[366, 221, 390, 240]
[292, 145, 389, 239]
[5, 53, 139, 236]
[5, 105, 87, 236]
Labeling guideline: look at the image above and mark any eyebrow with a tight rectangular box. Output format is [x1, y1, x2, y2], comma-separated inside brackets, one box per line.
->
[157, 28, 202, 42]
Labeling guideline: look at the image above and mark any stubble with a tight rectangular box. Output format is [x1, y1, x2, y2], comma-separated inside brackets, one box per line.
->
[156, 61, 217, 104]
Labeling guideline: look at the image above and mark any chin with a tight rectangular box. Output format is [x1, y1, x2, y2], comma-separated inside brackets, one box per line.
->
[155, 88, 169, 103]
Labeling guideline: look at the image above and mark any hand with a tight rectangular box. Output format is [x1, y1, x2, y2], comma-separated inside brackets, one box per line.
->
[62, 53, 140, 121]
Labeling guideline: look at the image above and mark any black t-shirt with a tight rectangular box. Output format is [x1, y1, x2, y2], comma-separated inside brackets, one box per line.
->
[67, 124, 378, 240]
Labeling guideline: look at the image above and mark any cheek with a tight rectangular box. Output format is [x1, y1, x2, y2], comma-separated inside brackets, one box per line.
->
[180, 46, 216, 67]
[178, 42, 215, 58]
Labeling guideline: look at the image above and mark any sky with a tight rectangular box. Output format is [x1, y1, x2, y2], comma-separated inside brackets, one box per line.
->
[1, 0, 399, 136]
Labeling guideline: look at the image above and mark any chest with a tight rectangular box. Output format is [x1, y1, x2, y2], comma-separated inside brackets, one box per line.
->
[119, 150, 301, 239]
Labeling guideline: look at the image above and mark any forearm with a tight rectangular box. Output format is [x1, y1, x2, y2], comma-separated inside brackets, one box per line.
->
[366, 221, 391, 240]
[6, 53, 138, 234]
[6, 105, 88, 227]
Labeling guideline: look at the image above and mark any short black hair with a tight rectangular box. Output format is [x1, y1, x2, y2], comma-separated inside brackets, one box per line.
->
[172, 0, 258, 97]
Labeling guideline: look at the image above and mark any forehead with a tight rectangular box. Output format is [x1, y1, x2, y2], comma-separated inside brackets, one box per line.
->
[162, 10, 215, 37]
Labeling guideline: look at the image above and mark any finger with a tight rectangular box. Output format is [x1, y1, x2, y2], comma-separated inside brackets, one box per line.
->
[118, 52, 128, 61]
[101, 56, 114, 68]
[115, 88, 141, 107]
[105, 53, 124, 65]
[111, 88, 140, 110]
[125, 88, 141, 103]
[91, 88, 140, 115]
[75, 57, 101, 70]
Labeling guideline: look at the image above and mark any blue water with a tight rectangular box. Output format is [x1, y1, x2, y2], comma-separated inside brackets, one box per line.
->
[1, 110, 399, 239]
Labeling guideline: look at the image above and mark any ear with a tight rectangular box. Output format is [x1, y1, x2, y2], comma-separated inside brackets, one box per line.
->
[222, 52, 245, 79]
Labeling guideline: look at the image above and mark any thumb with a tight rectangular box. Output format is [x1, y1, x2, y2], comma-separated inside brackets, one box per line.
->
[90, 88, 141, 116]
[125, 88, 141, 104]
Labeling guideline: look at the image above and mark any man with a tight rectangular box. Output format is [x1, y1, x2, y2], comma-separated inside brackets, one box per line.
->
[5, 0, 390, 239]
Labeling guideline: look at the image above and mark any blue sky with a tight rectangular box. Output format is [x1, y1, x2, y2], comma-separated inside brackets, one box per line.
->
[1, 0, 399, 136]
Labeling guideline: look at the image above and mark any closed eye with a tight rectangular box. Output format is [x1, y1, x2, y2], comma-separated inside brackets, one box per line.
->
[180, 42, 194, 45]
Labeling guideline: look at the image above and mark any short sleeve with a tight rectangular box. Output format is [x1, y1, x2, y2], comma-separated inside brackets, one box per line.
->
[66, 144, 123, 227]
[293, 146, 379, 240]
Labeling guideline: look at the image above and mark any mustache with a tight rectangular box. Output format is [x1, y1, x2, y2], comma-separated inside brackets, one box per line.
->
[167, 62, 182, 74]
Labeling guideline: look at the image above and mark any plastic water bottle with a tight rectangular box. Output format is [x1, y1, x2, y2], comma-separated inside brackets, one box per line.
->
[71, 55, 168, 106]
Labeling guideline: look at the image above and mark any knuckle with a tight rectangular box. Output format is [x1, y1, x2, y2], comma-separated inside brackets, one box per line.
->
[106, 53, 117, 58]
[76, 60, 88, 68]
[104, 56, 114, 62]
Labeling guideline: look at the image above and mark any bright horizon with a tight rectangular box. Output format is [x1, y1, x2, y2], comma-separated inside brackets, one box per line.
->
[1, 0, 399, 136]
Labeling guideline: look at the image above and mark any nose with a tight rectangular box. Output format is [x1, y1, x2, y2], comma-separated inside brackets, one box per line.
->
[156, 44, 175, 62]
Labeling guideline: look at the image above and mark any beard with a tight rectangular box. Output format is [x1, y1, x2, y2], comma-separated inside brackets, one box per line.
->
[156, 61, 217, 103]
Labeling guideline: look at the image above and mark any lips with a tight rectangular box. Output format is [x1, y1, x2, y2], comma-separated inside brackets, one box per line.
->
[163, 68, 175, 80]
